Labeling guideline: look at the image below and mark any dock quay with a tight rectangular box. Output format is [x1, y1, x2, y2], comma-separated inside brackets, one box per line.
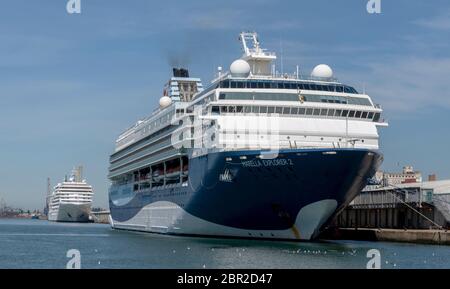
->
[90, 210, 110, 224]
[321, 179, 450, 245]
[321, 228, 450, 245]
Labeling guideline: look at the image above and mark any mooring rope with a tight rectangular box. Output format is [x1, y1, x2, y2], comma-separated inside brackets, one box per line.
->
[384, 185, 444, 230]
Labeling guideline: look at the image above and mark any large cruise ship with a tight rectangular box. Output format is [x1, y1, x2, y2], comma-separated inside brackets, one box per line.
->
[48, 166, 94, 222]
[108, 32, 387, 240]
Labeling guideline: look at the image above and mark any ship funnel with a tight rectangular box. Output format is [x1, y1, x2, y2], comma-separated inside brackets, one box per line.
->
[165, 68, 202, 102]
[173, 68, 189, 78]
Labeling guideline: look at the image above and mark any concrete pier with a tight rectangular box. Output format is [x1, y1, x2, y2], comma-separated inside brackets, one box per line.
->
[320, 180, 450, 245]
[334, 203, 444, 230]
[90, 211, 110, 224]
[321, 228, 450, 245]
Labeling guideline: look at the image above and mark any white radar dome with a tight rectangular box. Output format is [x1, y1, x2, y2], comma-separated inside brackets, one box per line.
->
[311, 64, 333, 78]
[230, 59, 251, 77]
[159, 96, 172, 108]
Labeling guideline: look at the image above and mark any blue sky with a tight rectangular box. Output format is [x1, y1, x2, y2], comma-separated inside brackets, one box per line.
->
[1, 0, 450, 209]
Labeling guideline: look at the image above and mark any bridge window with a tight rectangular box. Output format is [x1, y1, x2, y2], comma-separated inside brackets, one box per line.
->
[373, 112, 381, 122]
[211, 104, 379, 122]
[217, 92, 370, 106]
[217, 80, 359, 94]
[211, 106, 220, 115]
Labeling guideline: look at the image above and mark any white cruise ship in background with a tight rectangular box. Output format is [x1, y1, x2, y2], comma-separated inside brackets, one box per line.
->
[48, 166, 94, 222]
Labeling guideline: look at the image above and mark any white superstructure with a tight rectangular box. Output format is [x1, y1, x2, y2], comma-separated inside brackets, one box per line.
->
[48, 166, 93, 222]
[111, 32, 387, 161]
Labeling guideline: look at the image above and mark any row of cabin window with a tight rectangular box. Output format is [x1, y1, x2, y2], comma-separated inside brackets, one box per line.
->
[218, 80, 358, 94]
[211, 106, 381, 122]
[218, 92, 372, 106]
[141, 111, 174, 134]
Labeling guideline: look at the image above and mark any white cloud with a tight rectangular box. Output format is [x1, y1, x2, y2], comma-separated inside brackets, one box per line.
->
[341, 57, 450, 112]
[185, 9, 245, 30]
[415, 11, 450, 30]
[0, 34, 69, 68]
[185, 7, 301, 32]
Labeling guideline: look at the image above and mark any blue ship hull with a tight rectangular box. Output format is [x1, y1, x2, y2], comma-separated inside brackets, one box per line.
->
[109, 148, 382, 240]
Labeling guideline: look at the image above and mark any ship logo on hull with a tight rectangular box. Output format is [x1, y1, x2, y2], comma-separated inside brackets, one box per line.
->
[219, 169, 234, 182]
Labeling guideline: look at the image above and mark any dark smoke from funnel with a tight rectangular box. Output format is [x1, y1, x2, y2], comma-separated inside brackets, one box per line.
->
[159, 32, 199, 69]
[166, 49, 191, 69]
[158, 30, 231, 77]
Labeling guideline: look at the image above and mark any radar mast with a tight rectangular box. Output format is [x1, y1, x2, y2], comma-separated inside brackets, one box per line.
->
[239, 32, 276, 76]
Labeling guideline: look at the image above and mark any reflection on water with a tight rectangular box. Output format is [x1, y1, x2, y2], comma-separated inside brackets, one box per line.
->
[0, 219, 449, 269]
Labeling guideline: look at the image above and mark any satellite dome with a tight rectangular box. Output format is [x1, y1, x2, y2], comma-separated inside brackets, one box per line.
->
[311, 64, 333, 78]
[159, 96, 172, 108]
[230, 59, 251, 77]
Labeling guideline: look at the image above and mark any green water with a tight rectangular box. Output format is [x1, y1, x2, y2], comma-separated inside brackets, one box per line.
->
[0, 219, 448, 269]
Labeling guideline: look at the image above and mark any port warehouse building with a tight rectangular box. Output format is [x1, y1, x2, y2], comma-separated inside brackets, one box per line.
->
[333, 180, 450, 229]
